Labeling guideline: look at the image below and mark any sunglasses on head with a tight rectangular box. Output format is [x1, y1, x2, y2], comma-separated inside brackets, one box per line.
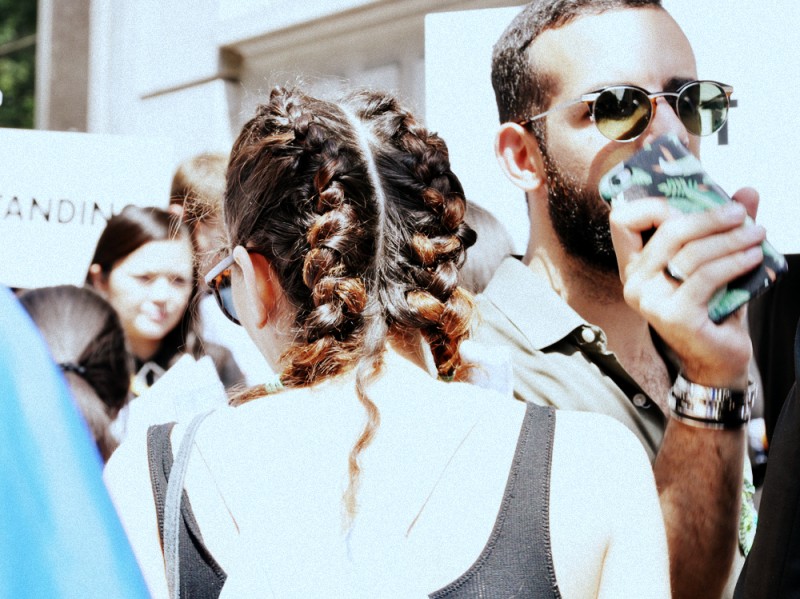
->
[519, 79, 733, 142]
[204, 252, 240, 325]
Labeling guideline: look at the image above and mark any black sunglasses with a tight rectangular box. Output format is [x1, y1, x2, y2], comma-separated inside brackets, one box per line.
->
[519, 80, 733, 142]
[204, 252, 240, 325]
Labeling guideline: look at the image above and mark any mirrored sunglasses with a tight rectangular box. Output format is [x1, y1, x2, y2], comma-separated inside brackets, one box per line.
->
[520, 80, 733, 142]
[204, 252, 240, 325]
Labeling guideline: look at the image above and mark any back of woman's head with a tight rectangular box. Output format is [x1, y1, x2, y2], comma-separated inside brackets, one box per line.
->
[226, 87, 477, 518]
[18, 285, 131, 460]
[225, 86, 477, 386]
[170, 152, 228, 224]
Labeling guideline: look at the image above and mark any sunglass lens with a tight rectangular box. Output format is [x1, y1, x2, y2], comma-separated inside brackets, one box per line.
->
[677, 82, 729, 136]
[593, 87, 651, 141]
[212, 270, 240, 324]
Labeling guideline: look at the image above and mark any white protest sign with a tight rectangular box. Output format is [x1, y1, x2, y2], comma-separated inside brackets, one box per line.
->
[426, 3, 799, 255]
[0, 128, 174, 289]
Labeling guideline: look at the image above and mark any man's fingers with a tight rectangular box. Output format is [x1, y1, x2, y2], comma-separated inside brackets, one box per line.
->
[663, 222, 765, 282]
[608, 198, 670, 277]
[731, 187, 759, 221]
[674, 245, 764, 306]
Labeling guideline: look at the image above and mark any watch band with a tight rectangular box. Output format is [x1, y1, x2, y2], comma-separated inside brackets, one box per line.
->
[668, 373, 756, 430]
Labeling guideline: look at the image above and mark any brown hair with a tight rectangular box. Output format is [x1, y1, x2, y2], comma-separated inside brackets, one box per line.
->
[18, 285, 131, 461]
[225, 87, 476, 517]
[170, 152, 228, 263]
[491, 0, 663, 125]
[170, 152, 229, 224]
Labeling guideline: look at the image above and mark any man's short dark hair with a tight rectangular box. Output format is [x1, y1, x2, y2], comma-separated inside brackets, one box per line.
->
[491, 0, 663, 124]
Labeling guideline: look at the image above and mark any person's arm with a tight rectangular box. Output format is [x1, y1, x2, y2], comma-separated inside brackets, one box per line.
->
[654, 420, 744, 598]
[609, 189, 763, 599]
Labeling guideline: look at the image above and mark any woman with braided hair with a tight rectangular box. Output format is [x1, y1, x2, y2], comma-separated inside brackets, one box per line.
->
[105, 87, 669, 598]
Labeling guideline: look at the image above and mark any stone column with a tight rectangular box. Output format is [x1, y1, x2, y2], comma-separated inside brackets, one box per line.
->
[35, 0, 91, 131]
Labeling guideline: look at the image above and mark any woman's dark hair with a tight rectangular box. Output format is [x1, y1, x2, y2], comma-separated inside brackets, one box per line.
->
[225, 86, 477, 517]
[87, 204, 201, 367]
[18, 285, 131, 461]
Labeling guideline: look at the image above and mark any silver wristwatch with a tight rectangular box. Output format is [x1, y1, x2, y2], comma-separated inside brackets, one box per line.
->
[668, 373, 757, 430]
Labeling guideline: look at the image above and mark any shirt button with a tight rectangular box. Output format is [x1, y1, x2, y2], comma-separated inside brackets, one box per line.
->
[633, 393, 648, 407]
[580, 327, 596, 343]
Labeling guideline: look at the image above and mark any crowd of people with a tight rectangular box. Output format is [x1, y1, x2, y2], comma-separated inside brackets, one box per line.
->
[5, 1, 799, 597]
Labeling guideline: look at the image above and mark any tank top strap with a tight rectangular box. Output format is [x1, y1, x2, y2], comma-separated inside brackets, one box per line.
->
[430, 402, 561, 598]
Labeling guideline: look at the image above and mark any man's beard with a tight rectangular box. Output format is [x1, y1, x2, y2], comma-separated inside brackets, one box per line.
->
[540, 144, 619, 275]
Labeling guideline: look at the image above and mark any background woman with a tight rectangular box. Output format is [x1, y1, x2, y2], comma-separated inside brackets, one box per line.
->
[87, 205, 243, 397]
[105, 88, 668, 598]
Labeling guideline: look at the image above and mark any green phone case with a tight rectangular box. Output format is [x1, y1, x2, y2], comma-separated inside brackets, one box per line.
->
[599, 134, 788, 323]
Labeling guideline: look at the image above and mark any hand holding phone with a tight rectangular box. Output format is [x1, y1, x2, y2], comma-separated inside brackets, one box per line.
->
[599, 134, 787, 323]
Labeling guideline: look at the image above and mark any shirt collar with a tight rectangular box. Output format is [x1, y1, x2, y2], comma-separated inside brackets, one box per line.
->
[480, 256, 587, 350]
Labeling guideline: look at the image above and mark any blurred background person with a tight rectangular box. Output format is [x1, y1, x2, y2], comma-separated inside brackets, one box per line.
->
[86, 205, 244, 402]
[168, 152, 228, 264]
[18, 284, 130, 461]
[459, 201, 515, 294]
[170, 152, 271, 385]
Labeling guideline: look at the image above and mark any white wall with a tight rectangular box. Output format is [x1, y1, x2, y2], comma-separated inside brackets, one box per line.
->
[426, 6, 527, 252]
[664, 0, 800, 253]
[84, 0, 520, 180]
[81, 0, 797, 251]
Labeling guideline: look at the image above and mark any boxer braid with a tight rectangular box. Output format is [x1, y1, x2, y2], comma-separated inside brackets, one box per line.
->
[347, 91, 476, 379]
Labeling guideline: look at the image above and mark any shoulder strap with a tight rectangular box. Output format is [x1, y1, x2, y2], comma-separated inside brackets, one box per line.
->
[430, 402, 561, 598]
[163, 410, 214, 599]
[147, 421, 178, 550]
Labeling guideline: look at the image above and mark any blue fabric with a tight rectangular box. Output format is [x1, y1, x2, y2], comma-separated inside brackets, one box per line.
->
[0, 287, 149, 598]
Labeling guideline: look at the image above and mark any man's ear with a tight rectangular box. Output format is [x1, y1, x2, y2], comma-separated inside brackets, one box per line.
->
[232, 246, 280, 329]
[495, 122, 546, 193]
[88, 264, 109, 295]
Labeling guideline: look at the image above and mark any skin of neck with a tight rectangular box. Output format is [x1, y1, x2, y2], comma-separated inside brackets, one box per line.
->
[386, 328, 438, 377]
[523, 190, 655, 361]
[129, 335, 162, 363]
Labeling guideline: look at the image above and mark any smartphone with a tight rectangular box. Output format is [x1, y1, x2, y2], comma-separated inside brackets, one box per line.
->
[598, 134, 788, 323]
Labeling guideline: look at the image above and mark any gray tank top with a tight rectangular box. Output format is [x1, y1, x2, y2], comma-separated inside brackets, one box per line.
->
[429, 402, 561, 598]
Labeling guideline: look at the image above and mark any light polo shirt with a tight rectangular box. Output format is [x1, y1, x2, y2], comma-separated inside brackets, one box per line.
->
[473, 256, 667, 463]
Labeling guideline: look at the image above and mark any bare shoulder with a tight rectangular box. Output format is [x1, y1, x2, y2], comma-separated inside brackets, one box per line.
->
[548, 410, 656, 533]
[548, 411, 667, 598]
[553, 409, 651, 468]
